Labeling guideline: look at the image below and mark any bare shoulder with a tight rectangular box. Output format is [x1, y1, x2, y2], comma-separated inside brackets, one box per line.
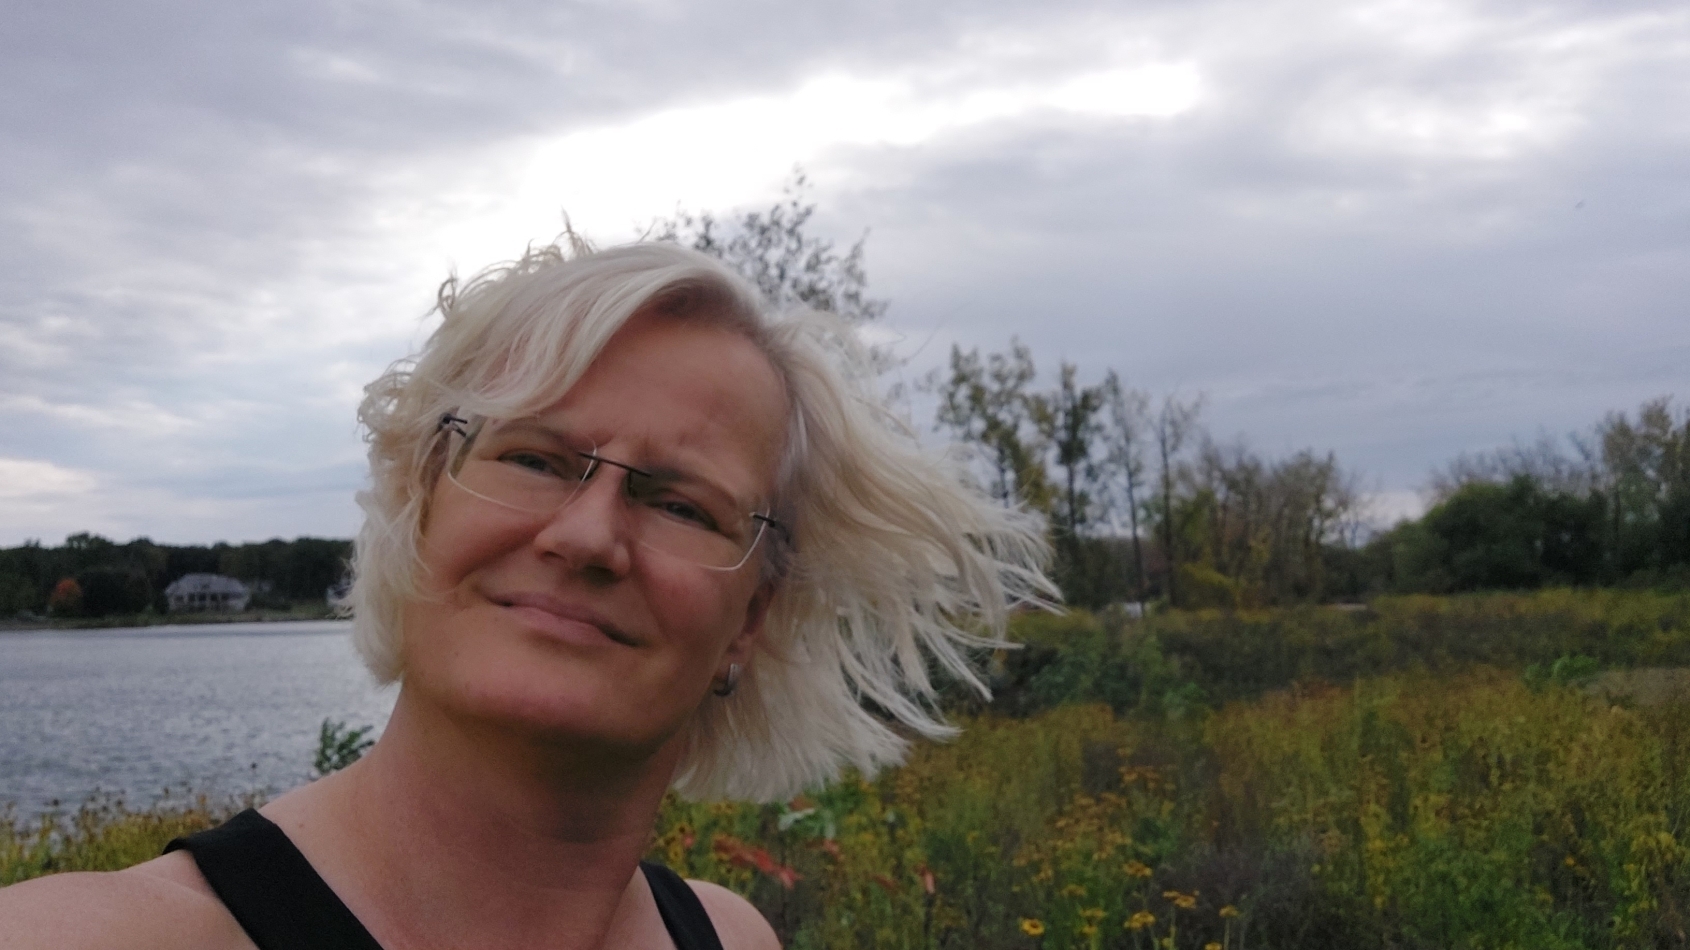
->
[686, 879, 780, 950]
[0, 853, 251, 950]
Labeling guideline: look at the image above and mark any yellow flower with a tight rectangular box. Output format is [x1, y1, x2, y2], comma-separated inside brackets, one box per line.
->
[1081, 924, 1099, 936]
[1126, 910, 1156, 930]
[1060, 883, 1088, 898]
[1163, 890, 1198, 910]
[1124, 860, 1153, 878]
[1021, 918, 1046, 937]
[1219, 905, 1240, 918]
[1205, 944, 1222, 950]
[1080, 907, 1106, 921]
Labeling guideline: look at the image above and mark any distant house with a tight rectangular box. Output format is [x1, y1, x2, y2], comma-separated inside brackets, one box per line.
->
[164, 574, 251, 613]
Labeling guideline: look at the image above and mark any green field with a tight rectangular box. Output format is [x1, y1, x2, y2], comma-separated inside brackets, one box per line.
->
[8, 590, 1690, 949]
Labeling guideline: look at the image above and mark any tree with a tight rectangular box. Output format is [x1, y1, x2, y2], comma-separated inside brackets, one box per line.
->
[48, 577, 82, 617]
[652, 171, 888, 326]
[1101, 372, 1152, 609]
[0, 571, 37, 615]
[76, 568, 152, 617]
[1032, 361, 1108, 542]
[1596, 397, 1690, 577]
[1030, 362, 1109, 602]
[1395, 475, 1605, 592]
[935, 340, 1050, 510]
[1151, 395, 1204, 606]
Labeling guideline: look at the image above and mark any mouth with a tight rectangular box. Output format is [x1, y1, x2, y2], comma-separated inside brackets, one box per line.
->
[489, 591, 638, 648]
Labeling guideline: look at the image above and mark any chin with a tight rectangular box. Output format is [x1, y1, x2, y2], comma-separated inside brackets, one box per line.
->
[445, 652, 690, 754]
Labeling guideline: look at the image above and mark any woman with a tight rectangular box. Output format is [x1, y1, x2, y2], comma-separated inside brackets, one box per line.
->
[1, 238, 1052, 949]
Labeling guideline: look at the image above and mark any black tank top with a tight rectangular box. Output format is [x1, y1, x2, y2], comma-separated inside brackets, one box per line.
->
[164, 809, 725, 950]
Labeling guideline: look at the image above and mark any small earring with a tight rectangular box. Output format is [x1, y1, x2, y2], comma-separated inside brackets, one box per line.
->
[713, 662, 741, 698]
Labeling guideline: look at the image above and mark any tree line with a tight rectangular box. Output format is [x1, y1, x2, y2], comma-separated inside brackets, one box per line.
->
[1375, 397, 1690, 593]
[661, 176, 1689, 607]
[929, 339, 1688, 609]
[7, 181, 1681, 619]
[0, 534, 350, 619]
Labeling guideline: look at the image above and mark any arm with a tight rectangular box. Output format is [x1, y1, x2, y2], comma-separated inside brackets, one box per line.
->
[687, 879, 781, 950]
[0, 855, 251, 950]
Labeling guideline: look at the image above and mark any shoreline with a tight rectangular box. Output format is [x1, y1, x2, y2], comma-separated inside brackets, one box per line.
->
[0, 606, 341, 633]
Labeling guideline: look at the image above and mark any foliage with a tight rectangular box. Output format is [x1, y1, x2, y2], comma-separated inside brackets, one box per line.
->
[929, 334, 1684, 608]
[651, 170, 887, 327]
[46, 577, 81, 617]
[14, 608, 1690, 949]
[934, 338, 1052, 512]
[1, 794, 239, 885]
[978, 590, 1690, 718]
[1401, 397, 1690, 593]
[0, 534, 350, 619]
[312, 719, 376, 776]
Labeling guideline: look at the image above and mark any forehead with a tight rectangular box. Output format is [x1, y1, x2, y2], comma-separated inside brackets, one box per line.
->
[537, 311, 788, 499]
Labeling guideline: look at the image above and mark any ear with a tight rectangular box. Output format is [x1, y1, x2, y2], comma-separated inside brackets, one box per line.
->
[720, 581, 776, 671]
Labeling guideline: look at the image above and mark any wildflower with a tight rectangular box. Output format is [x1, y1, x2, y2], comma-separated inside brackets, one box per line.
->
[1080, 907, 1106, 921]
[1163, 890, 1198, 910]
[1061, 883, 1088, 898]
[1080, 924, 1099, 937]
[1127, 910, 1156, 930]
[1124, 859, 1153, 878]
[710, 835, 802, 889]
[1205, 944, 1222, 950]
[1219, 905, 1240, 918]
[1021, 918, 1046, 937]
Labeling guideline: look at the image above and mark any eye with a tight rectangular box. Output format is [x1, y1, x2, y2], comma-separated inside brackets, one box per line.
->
[497, 450, 583, 481]
[652, 496, 720, 531]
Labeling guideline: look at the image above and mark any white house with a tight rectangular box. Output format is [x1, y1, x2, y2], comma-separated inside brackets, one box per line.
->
[164, 573, 251, 613]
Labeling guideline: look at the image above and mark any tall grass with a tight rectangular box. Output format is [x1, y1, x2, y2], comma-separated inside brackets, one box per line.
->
[8, 591, 1690, 947]
[1, 794, 240, 885]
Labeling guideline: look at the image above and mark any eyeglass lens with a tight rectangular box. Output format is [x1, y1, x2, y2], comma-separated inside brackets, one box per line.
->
[444, 417, 768, 570]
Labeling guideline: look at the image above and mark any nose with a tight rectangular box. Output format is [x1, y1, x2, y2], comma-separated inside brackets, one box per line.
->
[529, 464, 634, 579]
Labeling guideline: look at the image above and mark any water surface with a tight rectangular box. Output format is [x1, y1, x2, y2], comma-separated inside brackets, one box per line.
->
[0, 621, 394, 818]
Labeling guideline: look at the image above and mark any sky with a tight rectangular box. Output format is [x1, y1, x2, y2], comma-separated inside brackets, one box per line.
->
[2, 0, 1686, 546]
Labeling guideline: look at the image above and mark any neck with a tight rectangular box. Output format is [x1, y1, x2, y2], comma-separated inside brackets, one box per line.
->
[268, 685, 684, 950]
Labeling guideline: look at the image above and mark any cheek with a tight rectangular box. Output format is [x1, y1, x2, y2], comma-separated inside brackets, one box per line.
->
[417, 492, 526, 592]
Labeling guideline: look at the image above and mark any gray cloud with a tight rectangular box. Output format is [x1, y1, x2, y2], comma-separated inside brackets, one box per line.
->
[2, 0, 1686, 543]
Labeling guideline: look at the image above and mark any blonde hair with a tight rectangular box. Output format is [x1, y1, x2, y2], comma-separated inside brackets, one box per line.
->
[349, 238, 1054, 801]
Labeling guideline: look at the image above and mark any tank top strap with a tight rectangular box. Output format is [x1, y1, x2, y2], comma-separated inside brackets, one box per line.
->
[164, 808, 383, 950]
[640, 861, 727, 950]
[167, 810, 726, 950]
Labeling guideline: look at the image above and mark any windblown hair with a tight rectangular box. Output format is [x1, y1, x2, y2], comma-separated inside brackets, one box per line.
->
[349, 237, 1055, 801]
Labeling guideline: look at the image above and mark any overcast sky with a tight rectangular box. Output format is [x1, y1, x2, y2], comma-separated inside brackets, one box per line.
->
[2, 0, 1685, 546]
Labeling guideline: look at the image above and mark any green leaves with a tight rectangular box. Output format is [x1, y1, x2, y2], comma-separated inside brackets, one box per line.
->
[312, 719, 374, 776]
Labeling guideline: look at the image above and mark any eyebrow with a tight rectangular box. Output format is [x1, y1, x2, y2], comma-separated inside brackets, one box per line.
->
[497, 417, 764, 510]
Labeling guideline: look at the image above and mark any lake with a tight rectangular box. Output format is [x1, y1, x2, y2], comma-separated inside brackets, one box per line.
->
[0, 621, 395, 819]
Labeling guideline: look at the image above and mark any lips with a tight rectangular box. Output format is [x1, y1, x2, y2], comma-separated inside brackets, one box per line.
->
[489, 591, 638, 647]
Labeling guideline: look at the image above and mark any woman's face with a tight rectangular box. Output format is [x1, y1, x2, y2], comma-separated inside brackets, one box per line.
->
[401, 310, 788, 757]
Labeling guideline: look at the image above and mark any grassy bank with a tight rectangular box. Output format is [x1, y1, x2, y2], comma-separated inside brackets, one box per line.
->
[9, 591, 1690, 947]
[10, 674, 1689, 948]
[988, 588, 1690, 717]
